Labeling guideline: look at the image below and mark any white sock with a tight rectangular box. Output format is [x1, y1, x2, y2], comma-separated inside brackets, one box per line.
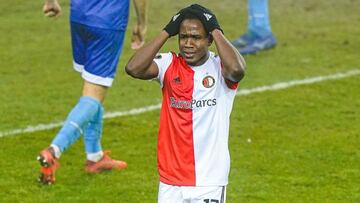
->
[87, 151, 104, 162]
[50, 144, 61, 159]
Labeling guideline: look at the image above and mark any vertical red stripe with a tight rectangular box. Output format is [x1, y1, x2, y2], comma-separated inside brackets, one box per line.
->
[157, 54, 196, 186]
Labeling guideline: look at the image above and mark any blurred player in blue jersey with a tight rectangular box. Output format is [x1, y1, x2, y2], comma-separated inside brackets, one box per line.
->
[37, 0, 147, 185]
[232, 0, 277, 55]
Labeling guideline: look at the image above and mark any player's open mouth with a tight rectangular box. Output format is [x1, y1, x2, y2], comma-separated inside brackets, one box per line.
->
[183, 52, 195, 58]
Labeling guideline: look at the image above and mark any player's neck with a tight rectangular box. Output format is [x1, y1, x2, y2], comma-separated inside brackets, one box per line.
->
[189, 51, 209, 67]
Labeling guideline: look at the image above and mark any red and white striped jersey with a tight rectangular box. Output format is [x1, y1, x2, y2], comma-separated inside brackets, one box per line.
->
[154, 52, 238, 187]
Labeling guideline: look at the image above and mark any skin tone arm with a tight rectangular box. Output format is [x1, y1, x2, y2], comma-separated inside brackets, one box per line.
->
[131, 0, 148, 49]
[43, 0, 61, 17]
[126, 31, 170, 80]
[211, 29, 246, 82]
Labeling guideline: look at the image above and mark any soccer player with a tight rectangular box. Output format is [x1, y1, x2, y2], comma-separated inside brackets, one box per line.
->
[37, 0, 147, 185]
[125, 4, 246, 202]
[232, 0, 277, 55]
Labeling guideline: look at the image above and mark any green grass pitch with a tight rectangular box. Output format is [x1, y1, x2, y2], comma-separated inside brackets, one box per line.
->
[0, 0, 359, 202]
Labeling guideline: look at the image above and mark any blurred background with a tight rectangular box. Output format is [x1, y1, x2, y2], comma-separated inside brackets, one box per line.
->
[0, 0, 359, 202]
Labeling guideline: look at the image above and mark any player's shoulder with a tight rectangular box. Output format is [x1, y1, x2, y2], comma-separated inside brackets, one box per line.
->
[153, 52, 175, 74]
[208, 51, 221, 65]
[154, 52, 173, 61]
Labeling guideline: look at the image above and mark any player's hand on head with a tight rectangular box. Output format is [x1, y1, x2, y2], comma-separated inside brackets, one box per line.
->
[163, 10, 185, 37]
[43, 0, 61, 18]
[188, 4, 223, 34]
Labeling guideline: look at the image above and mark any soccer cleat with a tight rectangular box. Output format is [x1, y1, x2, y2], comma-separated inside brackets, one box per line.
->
[85, 151, 127, 173]
[238, 34, 277, 55]
[231, 33, 254, 48]
[37, 147, 59, 185]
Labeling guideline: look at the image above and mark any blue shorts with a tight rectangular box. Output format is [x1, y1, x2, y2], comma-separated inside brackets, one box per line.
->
[71, 22, 126, 87]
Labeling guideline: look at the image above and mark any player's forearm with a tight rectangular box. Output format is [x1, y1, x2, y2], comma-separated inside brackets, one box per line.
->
[212, 29, 246, 82]
[133, 0, 147, 26]
[126, 31, 169, 77]
[45, 0, 58, 3]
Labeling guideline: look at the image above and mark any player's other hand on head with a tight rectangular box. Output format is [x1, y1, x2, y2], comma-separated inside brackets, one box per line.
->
[131, 24, 147, 50]
[188, 4, 223, 34]
[163, 9, 186, 37]
[43, 0, 61, 18]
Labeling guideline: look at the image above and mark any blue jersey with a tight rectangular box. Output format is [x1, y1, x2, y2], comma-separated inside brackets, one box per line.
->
[70, 0, 130, 31]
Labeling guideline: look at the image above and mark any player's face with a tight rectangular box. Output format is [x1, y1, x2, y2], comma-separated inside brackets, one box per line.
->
[178, 19, 211, 66]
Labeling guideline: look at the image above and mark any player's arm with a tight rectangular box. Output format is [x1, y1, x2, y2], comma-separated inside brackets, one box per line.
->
[131, 0, 148, 49]
[188, 4, 245, 82]
[126, 31, 169, 80]
[126, 10, 184, 80]
[212, 29, 246, 82]
[43, 0, 61, 17]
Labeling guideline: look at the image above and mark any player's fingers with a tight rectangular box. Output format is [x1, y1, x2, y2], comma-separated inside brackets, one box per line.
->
[131, 40, 145, 50]
[44, 11, 56, 17]
[131, 33, 144, 50]
[131, 26, 145, 50]
[131, 26, 139, 41]
[44, 9, 60, 18]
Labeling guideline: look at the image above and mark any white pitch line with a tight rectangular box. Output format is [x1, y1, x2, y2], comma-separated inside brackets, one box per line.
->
[0, 69, 359, 138]
[236, 69, 360, 96]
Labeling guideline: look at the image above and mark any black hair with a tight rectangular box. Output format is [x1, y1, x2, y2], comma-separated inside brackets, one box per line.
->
[182, 11, 200, 21]
[181, 11, 212, 40]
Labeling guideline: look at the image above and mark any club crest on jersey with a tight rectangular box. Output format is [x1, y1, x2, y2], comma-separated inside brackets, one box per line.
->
[202, 75, 215, 88]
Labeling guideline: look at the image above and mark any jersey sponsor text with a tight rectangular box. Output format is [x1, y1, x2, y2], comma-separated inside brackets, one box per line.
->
[169, 97, 217, 109]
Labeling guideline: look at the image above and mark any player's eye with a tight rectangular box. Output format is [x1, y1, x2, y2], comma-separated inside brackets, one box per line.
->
[179, 35, 185, 39]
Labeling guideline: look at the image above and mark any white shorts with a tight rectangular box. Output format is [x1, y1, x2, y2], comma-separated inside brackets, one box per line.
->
[158, 182, 226, 203]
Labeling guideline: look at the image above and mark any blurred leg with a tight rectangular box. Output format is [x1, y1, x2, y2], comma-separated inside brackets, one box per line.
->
[248, 0, 272, 38]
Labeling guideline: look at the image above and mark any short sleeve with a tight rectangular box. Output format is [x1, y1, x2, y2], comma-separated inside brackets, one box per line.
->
[215, 55, 239, 90]
[154, 52, 173, 86]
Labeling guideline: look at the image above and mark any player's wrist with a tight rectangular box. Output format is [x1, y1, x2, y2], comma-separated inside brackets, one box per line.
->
[163, 24, 179, 37]
[209, 24, 223, 34]
[161, 30, 171, 38]
[163, 28, 173, 37]
[211, 29, 222, 36]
